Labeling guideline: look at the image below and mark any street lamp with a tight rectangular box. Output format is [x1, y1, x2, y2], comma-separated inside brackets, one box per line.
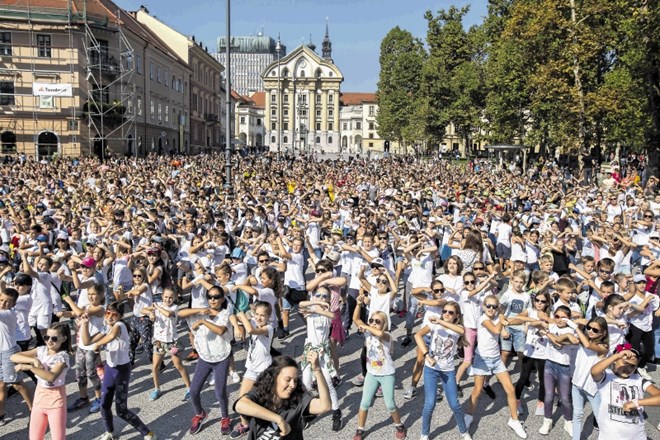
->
[276, 35, 282, 157]
[224, 0, 232, 193]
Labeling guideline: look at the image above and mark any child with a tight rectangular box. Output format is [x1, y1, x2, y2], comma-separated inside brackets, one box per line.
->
[0, 287, 33, 425]
[62, 283, 105, 413]
[602, 294, 630, 349]
[123, 267, 154, 363]
[591, 346, 660, 440]
[80, 301, 157, 440]
[512, 290, 552, 417]
[626, 274, 659, 380]
[553, 277, 582, 319]
[539, 305, 578, 435]
[11, 322, 72, 440]
[142, 287, 191, 401]
[352, 308, 407, 440]
[230, 302, 274, 438]
[571, 317, 609, 440]
[499, 270, 531, 371]
[299, 286, 342, 431]
[415, 301, 470, 440]
[178, 285, 234, 435]
[465, 295, 527, 438]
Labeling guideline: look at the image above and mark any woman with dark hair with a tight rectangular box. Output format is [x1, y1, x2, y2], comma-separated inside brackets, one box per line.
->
[451, 229, 484, 272]
[234, 354, 331, 440]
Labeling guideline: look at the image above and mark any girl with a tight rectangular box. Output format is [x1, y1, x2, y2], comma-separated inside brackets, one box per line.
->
[626, 279, 659, 380]
[512, 290, 552, 417]
[571, 317, 609, 440]
[235, 266, 281, 330]
[80, 302, 157, 440]
[415, 301, 469, 440]
[11, 322, 71, 440]
[230, 302, 274, 438]
[352, 307, 407, 440]
[123, 266, 154, 363]
[62, 284, 105, 414]
[591, 346, 660, 440]
[436, 256, 464, 301]
[299, 286, 342, 432]
[141, 287, 191, 402]
[602, 294, 630, 350]
[178, 285, 234, 435]
[465, 295, 527, 439]
[539, 305, 578, 435]
[234, 354, 331, 440]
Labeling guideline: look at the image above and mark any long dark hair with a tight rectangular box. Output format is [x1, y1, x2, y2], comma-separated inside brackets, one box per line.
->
[262, 266, 283, 298]
[252, 355, 304, 411]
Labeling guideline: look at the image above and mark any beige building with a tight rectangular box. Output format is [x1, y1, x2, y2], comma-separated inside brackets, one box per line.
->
[235, 91, 265, 151]
[0, 0, 189, 158]
[339, 93, 383, 155]
[262, 44, 343, 155]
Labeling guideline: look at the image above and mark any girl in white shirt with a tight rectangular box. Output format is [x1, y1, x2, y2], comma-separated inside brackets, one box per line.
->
[123, 267, 153, 363]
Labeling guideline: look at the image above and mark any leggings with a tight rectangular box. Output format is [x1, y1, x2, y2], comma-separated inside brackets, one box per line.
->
[543, 360, 572, 421]
[515, 356, 546, 400]
[302, 365, 339, 410]
[101, 362, 150, 436]
[30, 387, 66, 440]
[130, 316, 153, 362]
[190, 356, 230, 417]
[360, 346, 367, 377]
[360, 372, 397, 413]
[628, 324, 654, 369]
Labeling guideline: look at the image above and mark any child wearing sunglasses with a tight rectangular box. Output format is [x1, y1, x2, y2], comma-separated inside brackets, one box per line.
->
[465, 295, 527, 438]
[352, 308, 406, 440]
[178, 286, 235, 436]
[299, 286, 342, 432]
[120, 267, 153, 364]
[11, 322, 72, 440]
[591, 346, 660, 440]
[415, 301, 470, 440]
[80, 301, 157, 440]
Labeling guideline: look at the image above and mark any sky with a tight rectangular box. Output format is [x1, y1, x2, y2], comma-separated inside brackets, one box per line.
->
[114, 0, 488, 92]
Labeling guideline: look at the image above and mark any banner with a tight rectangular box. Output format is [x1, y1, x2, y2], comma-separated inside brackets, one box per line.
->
[32, 83, 72, 97]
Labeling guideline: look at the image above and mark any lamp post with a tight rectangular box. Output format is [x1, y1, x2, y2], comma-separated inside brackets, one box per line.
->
[276, 35, 282, 157]
[224, 0, 232, 192]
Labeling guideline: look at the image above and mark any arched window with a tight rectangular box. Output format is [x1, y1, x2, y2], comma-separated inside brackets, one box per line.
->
[328, 136, 333, 144]
[315, 136, 320, 144]
[271, 136, 276, 143]
[315, 68, 322, 78]
[281, 68, 289, 78]
[283, 136, 288, 143]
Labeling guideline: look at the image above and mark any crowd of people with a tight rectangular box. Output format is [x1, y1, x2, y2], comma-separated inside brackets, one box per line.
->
[0, 152, 658, 440]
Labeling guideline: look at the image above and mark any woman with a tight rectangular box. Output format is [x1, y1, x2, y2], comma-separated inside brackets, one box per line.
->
[234, 354, 331, 440]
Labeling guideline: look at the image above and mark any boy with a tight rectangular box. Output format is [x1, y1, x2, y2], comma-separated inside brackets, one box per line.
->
[500, 270, 531, 368]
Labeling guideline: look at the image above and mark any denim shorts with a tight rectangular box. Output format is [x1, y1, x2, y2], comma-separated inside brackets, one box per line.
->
[0, 345, 22, 383]
[500, 326, 525, 353]
[470, 352, 507, 376]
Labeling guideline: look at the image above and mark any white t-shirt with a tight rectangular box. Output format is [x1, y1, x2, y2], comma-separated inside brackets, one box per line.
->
[545, 324, 576, 365]
[14, 295, 32, 342]
[284, 251, 305, 290]
[436, 274, 463, 302]
[152, 303, 178, 343]
[257, 287, 278, 327]
[305, 312, 331, 346]
[35, 346, 69, 388]
[597, 372, 651, 440]
[500, 289, 530, 330]
[476, 314, 501, 358]
[496, 223, 513, 246]
[245, 321, 273, 374]
[460, 288, 486, 329]
[365, 330, 395, 376]
[572, 345, 601, 396]
[194, 309, 232, 363]
[105, 321, 131, 368]
[628, 293, 659, 333]
[409, 254, 434, 288]
[132, 283, 153, 317]
[368, 289, 392, 330]
[0, 309, 16, 351]
[426, 323, 460, 372]
[522, 309, 548, 359]
[29, 271, 53, 321]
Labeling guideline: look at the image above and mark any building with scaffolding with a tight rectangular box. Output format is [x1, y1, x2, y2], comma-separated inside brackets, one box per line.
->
[0, 0, 190, 158]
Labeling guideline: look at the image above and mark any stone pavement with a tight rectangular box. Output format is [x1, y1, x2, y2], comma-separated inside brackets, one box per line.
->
[1, 311, 660, 440]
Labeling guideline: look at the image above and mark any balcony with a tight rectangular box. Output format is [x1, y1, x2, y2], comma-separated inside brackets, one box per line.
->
[204, 113, 219, 124]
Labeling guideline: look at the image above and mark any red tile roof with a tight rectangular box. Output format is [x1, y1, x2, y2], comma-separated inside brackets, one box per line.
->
[339, 92, 376, 106]
[249, 92, 265, 108]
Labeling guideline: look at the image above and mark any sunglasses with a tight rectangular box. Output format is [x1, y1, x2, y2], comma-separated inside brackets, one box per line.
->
[314, 294, 330, 299]
[207, 294, 224, 301]
[443, 310, 456, 316]
[485, 304, 498, 310]
[316, 269, 328, 274]
[43, 335, 60, 343]
[473, 266, 484, 270]
[432, 288, 445, 294]
[643, 215, 653, 219]
[368, 318, 382, 325]
[258, 259, 269, 263]
[133, 274, 143, 278]
[464, 280, 476, 285]
[376, 279, 388, 284]
[586, 325, 602, 333]
[535, 298, 548, 304]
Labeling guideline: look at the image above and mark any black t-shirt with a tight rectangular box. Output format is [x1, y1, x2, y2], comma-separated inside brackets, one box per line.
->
[234, 391, 314, 440]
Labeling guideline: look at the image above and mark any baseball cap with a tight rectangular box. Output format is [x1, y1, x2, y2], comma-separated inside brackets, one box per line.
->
[56, 231, 69, 240]
[36, 234, 49, 243]
[370, 257, 385, 268]
[146, 247, 160, 255]
[325, 250, 340, 263]
[633, 274, 647, 283]
[81, 257, 96, 268]
[230, 247, 246, 259]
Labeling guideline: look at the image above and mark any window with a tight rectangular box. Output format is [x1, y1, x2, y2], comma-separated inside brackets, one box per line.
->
[165, 104, 169, 123]
[299, 70, 305, 77]
[37, 34, 51, 58]
[240, 116, 246, 124]
[328, 122, 333, 131]
[271, 136, 276, 143]
[127, 98, 134, 114]
[39, 96, 54, 109]
[271, 94, 276, 103]
[315, 136, 321, 143]
[369, 142, 374, 148]
[299, 95, 307, 104]
[283, 123, 288, 130]
[136, 54, 143, 74]
[271, 122, 276, 130]
[369, 133, 374, 139]
[271, 109, 276, 116]
[157, 103, 162, 121]
[137, 97, 142, 116]
[369, 122, 375, 130]
[328, 94, 333, 104]
[1, 131, 16, 153]
[328, 136, 333, 143]
[343, 123, 347, 130]
[316, 122, 321, 130]
[150, 100, 155, 119]
[157, 66, 161, 83]
[256, 118, 262, 126]
[316, 94, 321, 104]
[328, 108, 333, 117]
[283, 109, 288, 117]
[192, 94, 198, 112]
[369, 105, 375, 116]
[0, 81, 15, 105]
[149, 62, 154, 80]
[356, 121, 362, 130]
[284, 94, 288, 103]
[0, 32, 11, 56]
[316, 109, 321, 118]
[164, 70, 169, 86]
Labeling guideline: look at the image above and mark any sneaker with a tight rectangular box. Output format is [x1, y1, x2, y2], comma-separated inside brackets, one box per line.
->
[535, 401, 544, 416]
[420, 436, 429, 440]
[539, 418, 552, 435]
[183, 389, 191, 401]
[375, 386, 383, 397]
[483, 384, 496, 399]
[98, 433, 114, 440]
[464, 414, 473, 430]
[209, 376, 216, 386]
[353, 429, 365, 440]
[353, 374, 365, 387]
[149, 389, 162, 401]
[395, 424, 407, 440]
[457, 385, 463, 398]
[638, 367, 652, 381]
[461, 433, 472, 440]
[229, 423, 249, 439]
[563, 420, 572, 436]
[401, 336, 412, 347]
[516, 399, 524, 416]
[231, 370, 241, 383]
[332, 409, 342, 432]
[435, 387, 443, 402]
[89, 398, 102, 414]
[332, 376, 342, 388]
[0, 415, 7, 427]
[144, 433, 157, 440]
[67, 396, 90, 412]
[190, 411, 208, 435]
[185, 351, 199, 362]
[221, 417, 231, 435]
[508, 418, 527, 439]
[403, 387, 417, 400]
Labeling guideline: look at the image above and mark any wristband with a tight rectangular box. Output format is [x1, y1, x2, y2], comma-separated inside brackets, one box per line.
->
[424, 352, 429, 357]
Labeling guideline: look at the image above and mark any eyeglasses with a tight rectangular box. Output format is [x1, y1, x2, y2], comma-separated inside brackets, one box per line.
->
[368, 318, 382, 325]
[484, 304, 498, 310]
[644, 215, 654, 219]
[133, 274, 143, 279]
[535, 298, 548, 304]
[259, 259, 269, 263]
[376, 279, 388, 284]
[464, 280, 476, 285]
[432, 288, 445, 294]
[314, 294, 330, 300]
[586, 325, 602, 333]
[443, 310, 456, 316]
[207, 294, 223, 301]
[43, 335, 60, 343]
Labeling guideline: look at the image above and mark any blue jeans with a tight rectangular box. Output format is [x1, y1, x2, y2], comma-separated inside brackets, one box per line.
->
[654, 316, 660, 360]
[571, 384, 600, 440]
[544, 360, 572, 420]
[422, 366, 467, 435]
